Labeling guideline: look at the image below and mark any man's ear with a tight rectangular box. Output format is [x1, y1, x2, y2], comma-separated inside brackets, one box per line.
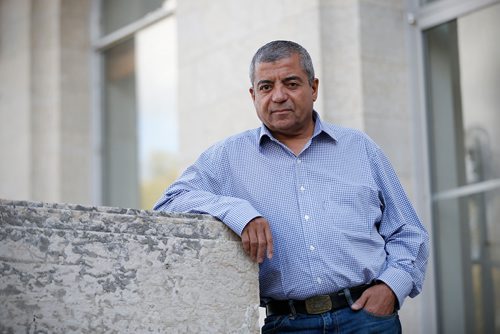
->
[249, 87, 255, 101]
[311, 78, 319, 102]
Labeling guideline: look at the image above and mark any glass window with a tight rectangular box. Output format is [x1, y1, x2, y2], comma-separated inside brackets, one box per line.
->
[136, 18, 178, 210]
[424, 3, 500, 333]
[101, 5, 178, 209]
[100, 0, 166, 35]
[103, 39, 139, 208]
[420, 0, 441, 5]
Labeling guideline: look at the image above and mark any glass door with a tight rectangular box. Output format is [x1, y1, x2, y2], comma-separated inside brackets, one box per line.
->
[424, 3, 500, 333]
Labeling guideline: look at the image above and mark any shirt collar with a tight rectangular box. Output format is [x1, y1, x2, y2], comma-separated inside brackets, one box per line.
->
[258, 111, 338, 145]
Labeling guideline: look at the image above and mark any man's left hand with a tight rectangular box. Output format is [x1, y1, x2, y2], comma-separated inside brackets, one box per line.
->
[350, 282, 396, 316]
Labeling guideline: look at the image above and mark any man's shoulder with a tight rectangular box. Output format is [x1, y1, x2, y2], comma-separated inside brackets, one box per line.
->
[213, 128, 260, 147]
[321, 121, 375, 145]
[203, 128, 260, 156]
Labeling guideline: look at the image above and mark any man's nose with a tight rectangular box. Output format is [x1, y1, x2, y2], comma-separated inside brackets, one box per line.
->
[271, 86, 287, 103]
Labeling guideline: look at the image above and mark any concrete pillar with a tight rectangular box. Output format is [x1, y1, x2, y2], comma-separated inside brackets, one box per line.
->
[0, 0, 32, 200]
[358, 0, 414, 185]
[59, 0, 92, 204]
[319, 0, 364, 129]
[31, 0, 62, 201]
[0, 0, 92, 204]
[319, 0, 414, 180]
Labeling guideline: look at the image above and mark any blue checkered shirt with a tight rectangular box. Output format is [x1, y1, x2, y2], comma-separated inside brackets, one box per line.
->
[154, 113, 429, 307]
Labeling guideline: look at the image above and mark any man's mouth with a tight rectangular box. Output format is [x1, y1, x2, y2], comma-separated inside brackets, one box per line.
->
[271, 109, 292, 114]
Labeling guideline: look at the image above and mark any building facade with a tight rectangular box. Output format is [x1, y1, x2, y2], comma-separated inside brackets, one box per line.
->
[1, 0, 500, 333]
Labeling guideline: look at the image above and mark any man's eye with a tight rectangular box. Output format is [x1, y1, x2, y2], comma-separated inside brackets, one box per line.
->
[259, 85, 271, 91]
[288, 82, 298, 88]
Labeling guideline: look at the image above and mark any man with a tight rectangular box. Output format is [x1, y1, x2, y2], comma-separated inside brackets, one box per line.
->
[154, 40, 429, 333]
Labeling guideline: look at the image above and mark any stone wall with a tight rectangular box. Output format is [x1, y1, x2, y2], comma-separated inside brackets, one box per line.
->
[0, 199, 259, 333]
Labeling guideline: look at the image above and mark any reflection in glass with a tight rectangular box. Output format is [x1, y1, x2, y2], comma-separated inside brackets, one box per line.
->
[100, 0, 166, 36]
[420, 0, 441, 5]
[494, 268, 500, 332]
[103, 39, 138, 208]
[434, 189, 500, 333]
[459, 6, 500, 185]
[136, 18, 178, 209]
[102, 17, 178, 209]
[425, 21, 464, 194]
[426, 4, 500, 194]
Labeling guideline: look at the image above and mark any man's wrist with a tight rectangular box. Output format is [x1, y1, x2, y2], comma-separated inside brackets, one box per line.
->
[375, 268, 413, 309]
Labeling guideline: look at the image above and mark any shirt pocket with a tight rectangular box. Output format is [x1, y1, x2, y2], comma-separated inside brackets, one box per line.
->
[323, 180, 382, 236]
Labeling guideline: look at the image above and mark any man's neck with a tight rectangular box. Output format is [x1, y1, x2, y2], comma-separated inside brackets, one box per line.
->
[281, 137, 311, 156]
[273, 123, 315, 156]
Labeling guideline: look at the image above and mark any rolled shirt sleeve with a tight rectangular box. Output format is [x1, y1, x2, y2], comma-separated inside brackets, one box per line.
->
[369, 145, 430, 307]
[153, 145, 261, 236]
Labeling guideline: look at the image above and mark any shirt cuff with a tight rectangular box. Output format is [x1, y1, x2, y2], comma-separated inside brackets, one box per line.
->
[376, 266, 414, 308]
[221, 202, 262, 236]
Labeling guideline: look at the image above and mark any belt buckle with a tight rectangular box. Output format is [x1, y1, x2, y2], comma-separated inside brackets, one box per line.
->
[305, 295, 332, 314]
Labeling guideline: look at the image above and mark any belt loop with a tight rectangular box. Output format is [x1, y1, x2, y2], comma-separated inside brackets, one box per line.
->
[343, 288, 354, 306]
[288, 300, 297, 316]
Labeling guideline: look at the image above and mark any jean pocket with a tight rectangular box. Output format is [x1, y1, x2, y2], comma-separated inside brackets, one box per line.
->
[360, 308, 398, 319]
[262, 315, 288, 333]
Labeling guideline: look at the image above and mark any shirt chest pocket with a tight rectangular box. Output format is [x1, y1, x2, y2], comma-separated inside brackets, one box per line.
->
[323, 181, 382, 235]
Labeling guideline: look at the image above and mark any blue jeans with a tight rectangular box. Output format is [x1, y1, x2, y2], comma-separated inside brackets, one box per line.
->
[261, 307, 401, 334]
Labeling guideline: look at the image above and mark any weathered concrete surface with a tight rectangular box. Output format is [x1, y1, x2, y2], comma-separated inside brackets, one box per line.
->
[0, 199, 259, 333]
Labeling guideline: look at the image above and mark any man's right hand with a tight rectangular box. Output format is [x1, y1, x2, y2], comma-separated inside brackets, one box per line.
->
[241, 217, 273, 263]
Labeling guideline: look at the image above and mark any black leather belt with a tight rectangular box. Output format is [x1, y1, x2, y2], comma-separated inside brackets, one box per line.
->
[265, 283, 374, 316]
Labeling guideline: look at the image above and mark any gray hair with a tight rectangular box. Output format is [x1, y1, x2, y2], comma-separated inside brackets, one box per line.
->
[249, 40, 315, 87]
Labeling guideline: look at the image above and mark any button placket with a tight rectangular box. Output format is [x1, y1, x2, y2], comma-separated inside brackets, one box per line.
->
[295, 154, 320, 282]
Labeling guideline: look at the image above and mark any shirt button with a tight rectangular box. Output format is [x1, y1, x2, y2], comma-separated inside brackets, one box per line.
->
[297, 159, 302, 164]
[317, 277, 322, 284]
[309, 245, 315, 251]
[300, 186, 305, 192]
[304, 215, 310, 221]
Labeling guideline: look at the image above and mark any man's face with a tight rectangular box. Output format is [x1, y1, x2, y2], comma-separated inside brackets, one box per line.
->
[250, 53, 319, 139]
